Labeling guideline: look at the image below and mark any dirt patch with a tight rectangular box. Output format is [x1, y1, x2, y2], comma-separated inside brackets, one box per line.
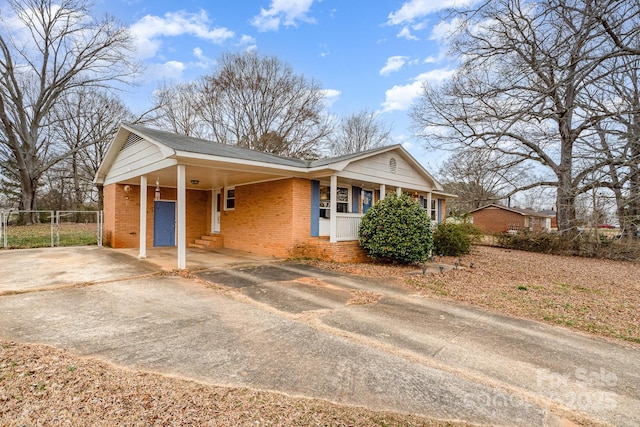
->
[347, 289, 382, 305]
[0, 340, 468, 427]
[305, 246, 640, 345]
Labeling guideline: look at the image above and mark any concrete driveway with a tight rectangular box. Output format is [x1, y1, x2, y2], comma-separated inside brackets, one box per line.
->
[0, 247, 638, 426]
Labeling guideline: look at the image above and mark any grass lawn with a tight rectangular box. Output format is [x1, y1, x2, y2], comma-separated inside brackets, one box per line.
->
[1, 223, 98, 249]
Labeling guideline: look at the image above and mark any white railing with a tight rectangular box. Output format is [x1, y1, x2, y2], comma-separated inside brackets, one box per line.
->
[336, 213, 363, 241]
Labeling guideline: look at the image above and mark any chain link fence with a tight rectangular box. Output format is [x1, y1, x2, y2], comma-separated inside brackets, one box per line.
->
[0, 210, 103, 249]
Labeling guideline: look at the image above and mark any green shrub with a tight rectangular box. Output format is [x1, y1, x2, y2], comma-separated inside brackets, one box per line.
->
[358, 193, 433, 264]
[433, 222, 478, 256]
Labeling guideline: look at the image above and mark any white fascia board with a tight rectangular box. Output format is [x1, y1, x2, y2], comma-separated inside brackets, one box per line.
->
[94, 127, 129, 185]
[94, 125, 176, 185]
[174, 151, 310, 175]
[432, 191, 458, 198]
[121, 124, 176, 158]
[103, 158, 179, 186]
[335, 170, 431, 192]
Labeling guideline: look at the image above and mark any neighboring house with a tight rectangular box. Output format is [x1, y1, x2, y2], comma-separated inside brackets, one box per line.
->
[538, 208, 558, 230]
[469, 204, 554, 234]
[94, 124, 453, 269]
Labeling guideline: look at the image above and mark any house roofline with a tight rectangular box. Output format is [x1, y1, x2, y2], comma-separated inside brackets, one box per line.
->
[469, 204, 553, 217]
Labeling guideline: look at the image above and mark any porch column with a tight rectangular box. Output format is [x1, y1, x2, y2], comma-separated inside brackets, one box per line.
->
[379, 184, 386, 201]
[427, 192, 432, 222]
[177, 165, 186, 270]
[139, 176, 147, 259]
[329, 174, 337, 243]
[396, 187, 402, 196]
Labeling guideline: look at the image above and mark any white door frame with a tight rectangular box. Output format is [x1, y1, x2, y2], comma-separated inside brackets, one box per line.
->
[211, 188, 221, 233]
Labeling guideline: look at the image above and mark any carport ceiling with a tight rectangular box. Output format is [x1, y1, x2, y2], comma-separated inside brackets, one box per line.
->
[118, 165, 292, 190]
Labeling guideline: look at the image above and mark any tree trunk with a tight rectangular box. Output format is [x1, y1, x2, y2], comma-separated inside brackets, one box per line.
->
[556, 161, 577, 235]
[18, 178, 38, 225]
[628, 127, 639, 238]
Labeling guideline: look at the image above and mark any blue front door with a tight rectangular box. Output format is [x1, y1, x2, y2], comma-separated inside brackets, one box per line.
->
[362, 190, 373, 213]
[154, 201, 175, 246]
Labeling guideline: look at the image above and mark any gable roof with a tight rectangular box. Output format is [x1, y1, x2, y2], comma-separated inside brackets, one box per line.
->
[95, 124, 448, 193]
[469, 204, 554, 217]
[124, 124, 309, 168]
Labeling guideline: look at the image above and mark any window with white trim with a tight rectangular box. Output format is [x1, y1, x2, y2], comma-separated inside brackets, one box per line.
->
[319, 185, 349, 218]
[225, 187, 235, 210]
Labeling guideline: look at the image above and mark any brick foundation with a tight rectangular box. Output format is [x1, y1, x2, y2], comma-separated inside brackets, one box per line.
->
[291, 238, 370, 263]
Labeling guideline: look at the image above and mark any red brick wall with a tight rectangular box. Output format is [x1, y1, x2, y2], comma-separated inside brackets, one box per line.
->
[221, 178, 311, 258]
[104, 183, 209, 248]
[291, 238, 370, 263]
[471, 207, 524, 234]
[104, 177, 372, 262]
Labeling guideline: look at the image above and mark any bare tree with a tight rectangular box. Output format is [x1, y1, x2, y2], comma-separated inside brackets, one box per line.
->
[593, 0, 640, 55]
[328, 109, 392, 156]
[152, 80, 211, 139]
[0, 0, 139, 222]
[587, 56, 640, 237]
[438, 149, 529, 212]
[198, 51, 332, 158]
[49, 88, 137, 210]
[411, 0, 638, 235]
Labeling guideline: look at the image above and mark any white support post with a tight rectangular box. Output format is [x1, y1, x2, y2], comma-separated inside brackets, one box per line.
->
[177, 165, 187, 270]
[139, 176, 147, 259]
[396, 187, 402, 196]
[329, 174, 337, 243]
[379, 184, 386, 201]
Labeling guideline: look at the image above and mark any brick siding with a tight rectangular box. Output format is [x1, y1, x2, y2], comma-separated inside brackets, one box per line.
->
[471, 207, 524, 234]
[221, 178, 311, 258]
[105, 178, 372, 262]
[103, 183, 209, 248]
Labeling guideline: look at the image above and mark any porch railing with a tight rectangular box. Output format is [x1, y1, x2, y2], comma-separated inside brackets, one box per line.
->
[336, 213, 363, 241]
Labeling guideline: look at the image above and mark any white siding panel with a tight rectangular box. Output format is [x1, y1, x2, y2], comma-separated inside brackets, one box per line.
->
[344, 152, 429, 188]
[105, 140, 168, 182]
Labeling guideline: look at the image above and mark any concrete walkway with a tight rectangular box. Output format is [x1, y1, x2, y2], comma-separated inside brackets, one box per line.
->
[0, 246, 638, 426]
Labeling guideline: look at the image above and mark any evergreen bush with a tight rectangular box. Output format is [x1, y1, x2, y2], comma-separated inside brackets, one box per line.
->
[433, 222, 479, 256]
[358, 193, 433, 264]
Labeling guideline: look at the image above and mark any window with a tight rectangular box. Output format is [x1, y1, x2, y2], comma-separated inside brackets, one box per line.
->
[421, 197, 437, 221]
[225, 187, 235, 210]
[319, 185, 349, 217]
[336, 187, 349, 213]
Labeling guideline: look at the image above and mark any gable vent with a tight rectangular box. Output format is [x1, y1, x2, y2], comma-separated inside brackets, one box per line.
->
[122, 132, 143, 151]
[389, 157, 397, 174]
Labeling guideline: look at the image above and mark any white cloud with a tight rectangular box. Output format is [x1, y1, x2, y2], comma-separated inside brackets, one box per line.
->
[130, 10, 234, 59]
[387, 0, 477, 26]
[146, 60, 186, 80]
[238, 34, 257, 51]
[192, 47, 215, 69]
[430, 17, 464, 41]
[252, 0, 316, 32]
[397, 26, 418, 40]
[381, 68, 455, 112]
[380, 56, 409, 76]
[321, 89, 341, 107]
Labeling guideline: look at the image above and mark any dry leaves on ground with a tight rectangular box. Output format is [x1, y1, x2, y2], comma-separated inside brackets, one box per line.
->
[307, 246, 640, 345]
[0, 340, 469, 427]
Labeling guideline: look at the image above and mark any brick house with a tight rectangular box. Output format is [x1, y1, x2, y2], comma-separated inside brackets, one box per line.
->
[469, 204, 554, 234]
[95, 124, 453, 269]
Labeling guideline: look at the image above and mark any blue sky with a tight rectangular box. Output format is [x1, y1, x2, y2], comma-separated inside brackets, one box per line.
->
[93, 0, 475, 166]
